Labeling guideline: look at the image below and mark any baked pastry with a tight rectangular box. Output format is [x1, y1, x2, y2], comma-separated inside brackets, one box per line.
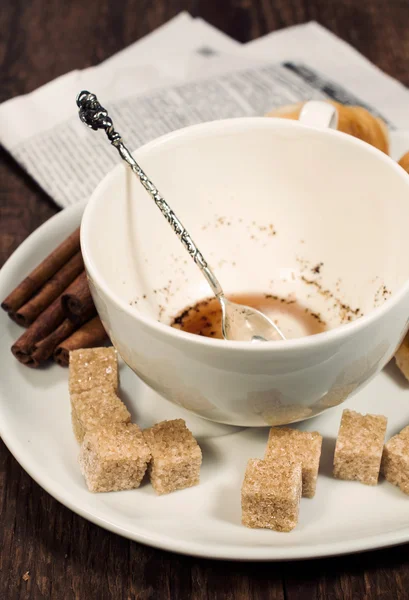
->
[266, 101, 389, 154]
[398, 151, 409, 173]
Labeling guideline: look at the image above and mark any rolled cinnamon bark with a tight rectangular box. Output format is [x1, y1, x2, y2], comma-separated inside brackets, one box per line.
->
[11, 296, 65, 366]
[2, 227, 80, 314]
[61, 271, 95, 323]
[11, 252, 84, 327]
[11, 270, 95, 367]
[31, 319, 77, 367]
[54, 316, 109, 366]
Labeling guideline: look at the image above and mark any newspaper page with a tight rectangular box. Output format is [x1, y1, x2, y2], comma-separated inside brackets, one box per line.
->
[1, 14, 409, 209]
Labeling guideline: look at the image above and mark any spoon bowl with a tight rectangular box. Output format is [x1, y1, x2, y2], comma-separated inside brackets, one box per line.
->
[220, 297, 285, 342]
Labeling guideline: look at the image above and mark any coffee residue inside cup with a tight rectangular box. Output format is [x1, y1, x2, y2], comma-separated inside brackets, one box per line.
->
[171, 294, 327, 339]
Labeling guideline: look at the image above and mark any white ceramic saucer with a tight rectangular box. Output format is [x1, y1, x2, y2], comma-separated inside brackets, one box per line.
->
[1, 202, 409, 561]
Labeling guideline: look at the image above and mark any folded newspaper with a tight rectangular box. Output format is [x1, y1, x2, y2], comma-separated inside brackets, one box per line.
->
[1, 12, 409, 209]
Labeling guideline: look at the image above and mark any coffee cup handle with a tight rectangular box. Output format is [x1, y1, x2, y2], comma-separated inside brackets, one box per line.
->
[298, 101, 338, 130]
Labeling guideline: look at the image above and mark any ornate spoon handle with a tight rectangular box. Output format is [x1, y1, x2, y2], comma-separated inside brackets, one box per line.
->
[76, 91, 223, 298]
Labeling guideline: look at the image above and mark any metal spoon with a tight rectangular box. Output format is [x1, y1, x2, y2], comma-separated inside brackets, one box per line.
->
[76, 91, 286, 342]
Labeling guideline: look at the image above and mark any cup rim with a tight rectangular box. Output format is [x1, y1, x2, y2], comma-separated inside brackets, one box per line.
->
[81, 116, 409, 353]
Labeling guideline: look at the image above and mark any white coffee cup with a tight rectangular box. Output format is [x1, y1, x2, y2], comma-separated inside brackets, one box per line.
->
[81, 102, 409, 426]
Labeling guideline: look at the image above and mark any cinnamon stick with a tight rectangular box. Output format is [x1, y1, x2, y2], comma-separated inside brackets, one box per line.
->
[54, 316, 109, 366]
[11, 252, 84, 327]
[30, 319, 77, 367]
[2, 227, 80, 314]
[11, 296, 65, 366]
[11, 271, 95, 367]
[61, 271, 95, 323]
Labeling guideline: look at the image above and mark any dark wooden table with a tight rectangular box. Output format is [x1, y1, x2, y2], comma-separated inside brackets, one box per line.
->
[2, 1, 409, 598]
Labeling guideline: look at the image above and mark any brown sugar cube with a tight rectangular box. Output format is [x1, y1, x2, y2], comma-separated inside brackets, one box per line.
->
[79, 423, 151, 493]
[381, 425, 409, 495]
[143, 419, 202, 495]
[241, 458, 302, 532]
[69, 347, 118, 395]
[264, 427, 322, 498]
[395, 334, 409, 381]
[71, 387, 131, 444]
[333, 409, 387, 485]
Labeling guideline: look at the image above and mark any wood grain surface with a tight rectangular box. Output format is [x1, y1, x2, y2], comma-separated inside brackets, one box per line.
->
[2, 1, 409, 598]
